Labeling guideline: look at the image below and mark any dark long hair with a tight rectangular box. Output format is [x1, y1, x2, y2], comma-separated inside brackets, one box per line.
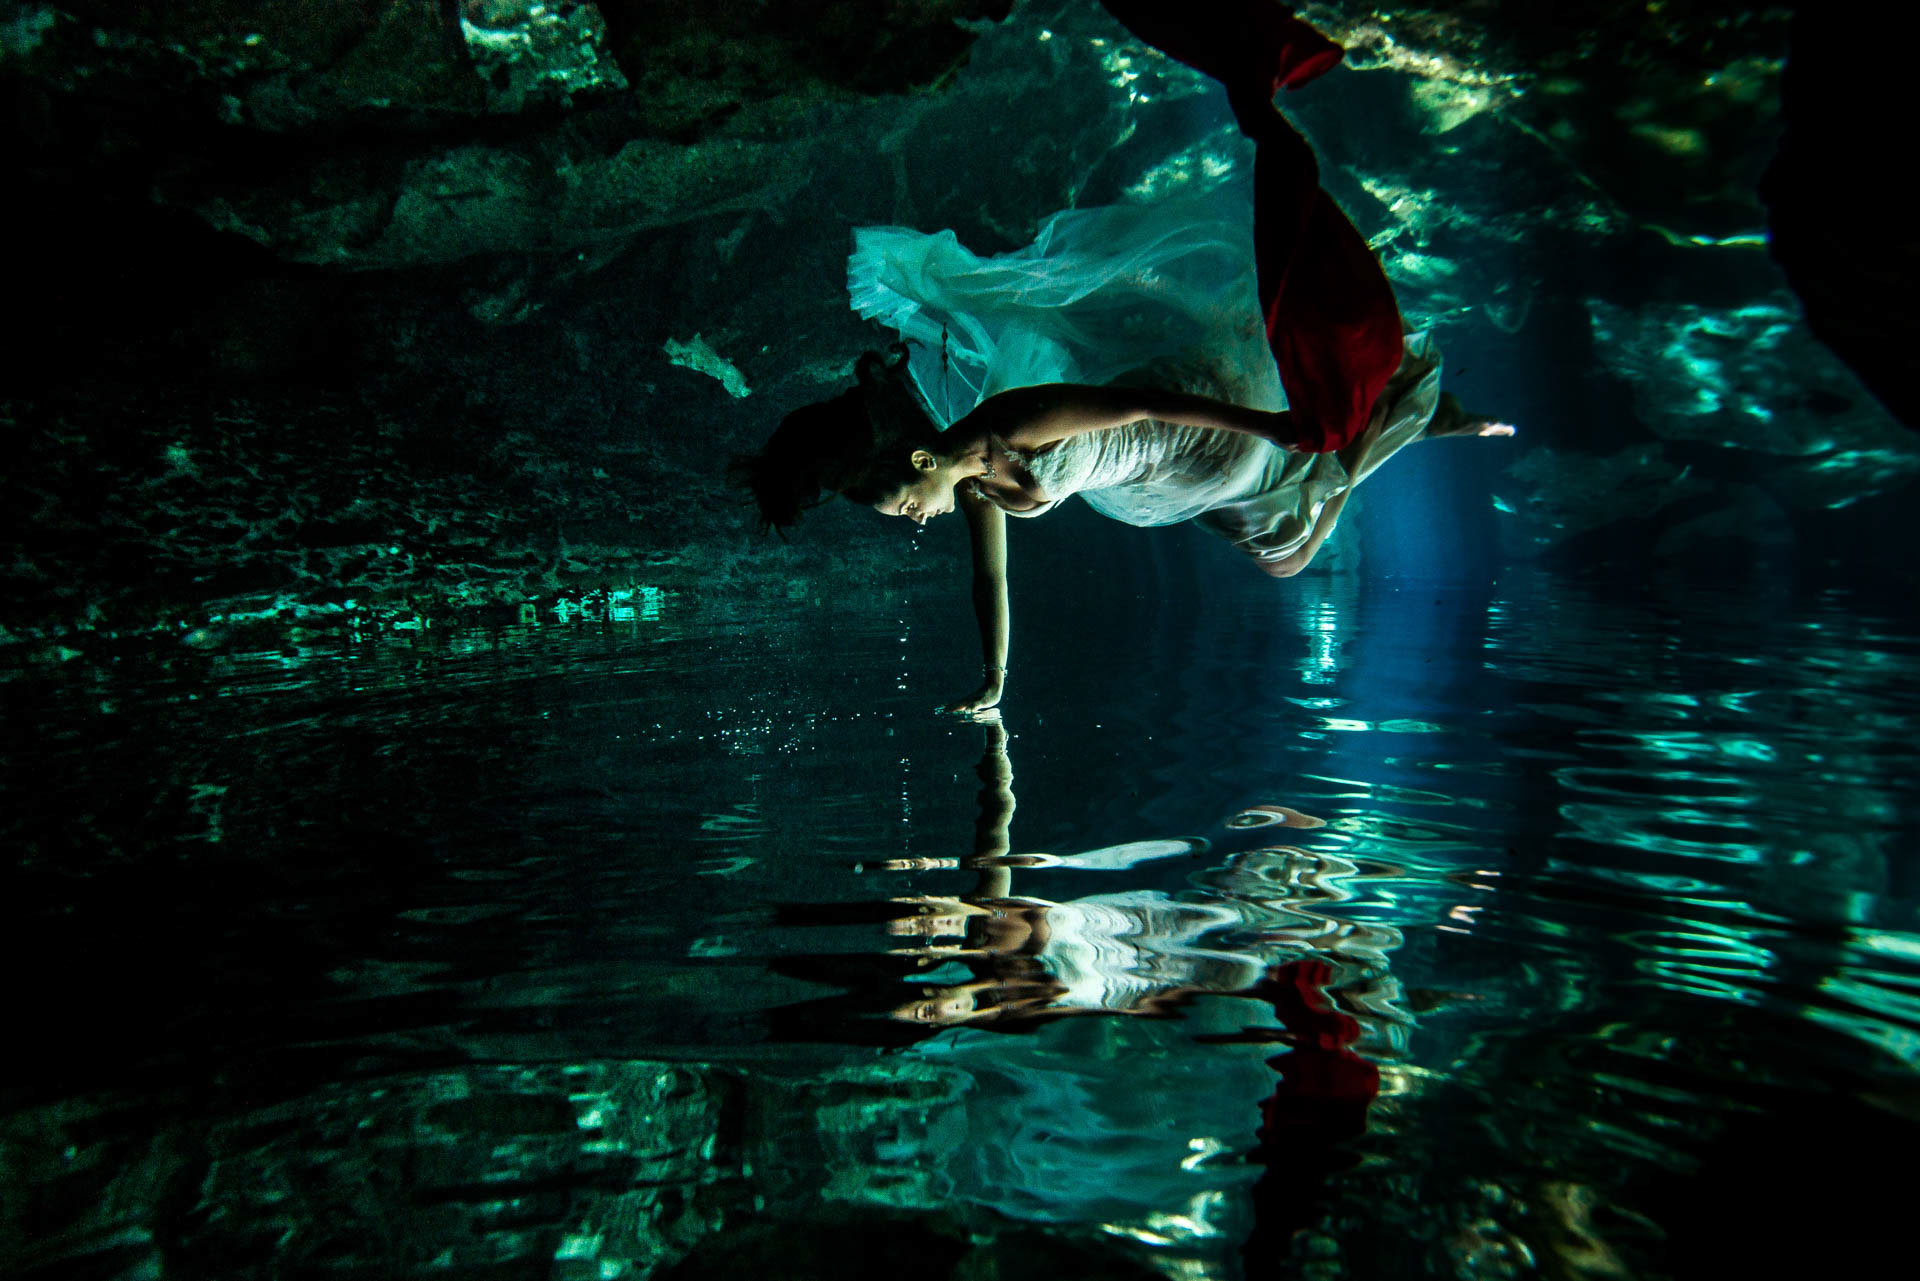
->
[730, 345, 943, 534]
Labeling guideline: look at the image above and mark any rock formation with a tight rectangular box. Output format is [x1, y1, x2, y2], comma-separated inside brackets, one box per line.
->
[2, 0, 1913, 640]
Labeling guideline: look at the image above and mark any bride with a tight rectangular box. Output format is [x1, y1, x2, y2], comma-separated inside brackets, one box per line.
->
[732, 3, 1512, 712]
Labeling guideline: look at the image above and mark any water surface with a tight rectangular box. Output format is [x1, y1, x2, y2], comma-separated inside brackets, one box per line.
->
[4, 558, 1916, 1279]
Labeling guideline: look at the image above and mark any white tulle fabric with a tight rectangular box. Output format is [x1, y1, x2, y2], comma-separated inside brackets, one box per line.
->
[849, 180, 1444, 563]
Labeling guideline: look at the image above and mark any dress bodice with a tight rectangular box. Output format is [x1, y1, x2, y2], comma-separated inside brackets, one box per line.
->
[1013, 419, 1287, 526]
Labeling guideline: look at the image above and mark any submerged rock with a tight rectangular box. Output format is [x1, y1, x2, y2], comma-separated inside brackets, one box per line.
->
[1587, 296, 1920, 509]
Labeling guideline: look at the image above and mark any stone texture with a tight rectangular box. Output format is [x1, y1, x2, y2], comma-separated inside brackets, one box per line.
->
[0, 1058, 1170, 1281]
[2, 0, 1915, 638]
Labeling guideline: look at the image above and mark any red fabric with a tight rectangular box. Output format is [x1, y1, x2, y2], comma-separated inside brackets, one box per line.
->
[1098, 3, 1406, 454]
[1097, 1, 1343, 97]
[1254, 958, 1381, 1133]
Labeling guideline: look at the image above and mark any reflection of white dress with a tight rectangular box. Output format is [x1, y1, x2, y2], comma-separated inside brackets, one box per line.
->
[848, 182, 1442, 562]
[1035, 890, 1263, 1012]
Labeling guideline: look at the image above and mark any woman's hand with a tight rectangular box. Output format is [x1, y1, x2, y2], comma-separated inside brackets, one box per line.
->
[945, 676, 1004, 716]
[1259, 409, 1313, 453]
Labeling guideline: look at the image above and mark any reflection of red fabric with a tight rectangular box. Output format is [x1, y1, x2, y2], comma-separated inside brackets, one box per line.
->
[1256, 959, 1381, 1130]
[1098, 3, 1406, 455]
[1262, 957, 1361, 1048]
[1242, 959, 1383, 1261]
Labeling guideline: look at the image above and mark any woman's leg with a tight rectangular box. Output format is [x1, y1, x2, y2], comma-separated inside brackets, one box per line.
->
[1247, 112, 1406, 454]
[1099, 3, 1407, 456]
[1097, 2, 1343, 100]
[1259, 487, 1351, 577]
[1426, 390, 1518, 439]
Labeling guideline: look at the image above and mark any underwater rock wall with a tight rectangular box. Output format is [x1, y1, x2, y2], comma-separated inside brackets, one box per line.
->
[1279, 1, 1917, 569]
[1, 1, 1032, 640]
[2, 0, 1915, 642]
[7, 1056, 1173, 1279]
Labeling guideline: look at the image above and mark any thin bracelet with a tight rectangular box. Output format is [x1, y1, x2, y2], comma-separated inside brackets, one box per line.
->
[984, 664, 1008, 674]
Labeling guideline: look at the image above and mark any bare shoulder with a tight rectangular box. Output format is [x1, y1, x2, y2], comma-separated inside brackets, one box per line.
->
[970, 383, 1140, 451]
[963, 385, 1059, 432]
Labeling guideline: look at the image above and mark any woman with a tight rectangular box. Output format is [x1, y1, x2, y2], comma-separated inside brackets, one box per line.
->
[733, 5, 1511, 713]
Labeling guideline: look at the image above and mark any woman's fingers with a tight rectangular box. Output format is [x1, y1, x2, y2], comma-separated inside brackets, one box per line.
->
[870, 857, 963, 872]
[943, 684, 1004, 715]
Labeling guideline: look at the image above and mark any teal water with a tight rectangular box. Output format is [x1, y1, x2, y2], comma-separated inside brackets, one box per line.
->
[4, 559, 1917, 1279]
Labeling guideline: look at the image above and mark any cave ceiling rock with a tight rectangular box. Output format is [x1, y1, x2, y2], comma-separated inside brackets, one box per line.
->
[2, 1, 630, 126]
[460, 0, 628, 113]
[1302, 1, 1784, 244]
[168, 127, 813, 271]
[4, 1, 487, 128]
[10, 1, 1016, 275]
[1304, 3, 1920, 438]
[1588, 296, 1920, 508]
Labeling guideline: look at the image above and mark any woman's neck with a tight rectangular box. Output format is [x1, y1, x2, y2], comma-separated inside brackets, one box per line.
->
[945, 434, 995, 481]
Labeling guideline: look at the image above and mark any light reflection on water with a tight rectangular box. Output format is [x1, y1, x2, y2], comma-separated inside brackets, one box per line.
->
[2, 567, 1917, 1278]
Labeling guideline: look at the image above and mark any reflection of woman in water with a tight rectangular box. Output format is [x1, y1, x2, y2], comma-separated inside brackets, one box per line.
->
[880, 711, 1402, 1264]
[732, 4, 1511, 711]
[767, 710, 1409, 1257]
[877, 713, 1410, 1055]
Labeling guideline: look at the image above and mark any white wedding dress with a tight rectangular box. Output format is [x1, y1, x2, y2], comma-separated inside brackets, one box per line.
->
[847, 179, 1443, 564]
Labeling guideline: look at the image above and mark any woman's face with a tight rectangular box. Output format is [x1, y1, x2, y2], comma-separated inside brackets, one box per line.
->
[874, 450, 956, 524]
[889, 986, 979, 1025]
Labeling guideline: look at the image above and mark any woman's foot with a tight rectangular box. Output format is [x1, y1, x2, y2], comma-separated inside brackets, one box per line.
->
[1101, 3, 1343, 100]
[1266, 7, 1344, 93]
[1429, 391, 1516, 439]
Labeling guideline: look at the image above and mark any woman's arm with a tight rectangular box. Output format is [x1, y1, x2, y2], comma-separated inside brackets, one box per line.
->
[949, 485, 1008, 714]
[970, 714, 1015, 898]
[959, 382, 1297, 453]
